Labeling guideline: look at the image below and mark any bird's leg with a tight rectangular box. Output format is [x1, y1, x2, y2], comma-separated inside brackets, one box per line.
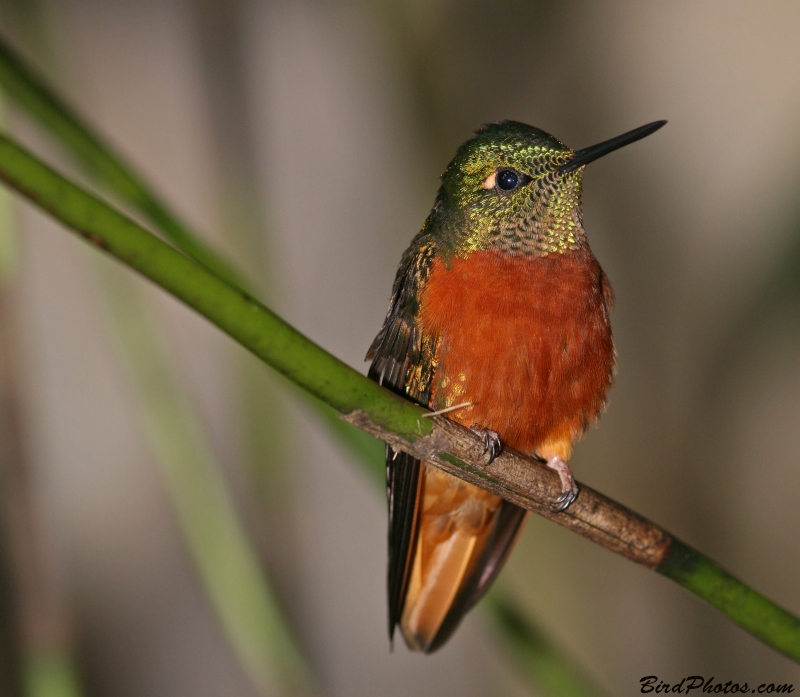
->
[546, 456, 579, 512]
[470, 425, 502, 465]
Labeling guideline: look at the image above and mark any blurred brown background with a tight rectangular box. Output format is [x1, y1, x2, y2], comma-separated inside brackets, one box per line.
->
[0, 1, 798, 695]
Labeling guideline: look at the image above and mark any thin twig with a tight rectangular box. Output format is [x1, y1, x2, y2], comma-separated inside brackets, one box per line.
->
[420, 401, 472, 418]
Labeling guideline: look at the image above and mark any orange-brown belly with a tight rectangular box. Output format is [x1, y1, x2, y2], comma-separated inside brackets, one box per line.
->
[418, 248, 614, 457]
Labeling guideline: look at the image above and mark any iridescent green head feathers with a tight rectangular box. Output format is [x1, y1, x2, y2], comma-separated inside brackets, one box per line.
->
[432, 121, 581, 258]
[429, 120, 666, 258]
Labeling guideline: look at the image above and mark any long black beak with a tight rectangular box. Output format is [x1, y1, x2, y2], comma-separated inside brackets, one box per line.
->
[558, 120, 667, 174]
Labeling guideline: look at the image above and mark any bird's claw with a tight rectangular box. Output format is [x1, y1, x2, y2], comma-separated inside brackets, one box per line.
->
[545, 456, 579, 512]
[471, 425, 502, 465]
[553, 485, 579, 512]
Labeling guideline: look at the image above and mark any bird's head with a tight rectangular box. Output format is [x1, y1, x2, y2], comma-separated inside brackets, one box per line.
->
[431, 120, 665, 258]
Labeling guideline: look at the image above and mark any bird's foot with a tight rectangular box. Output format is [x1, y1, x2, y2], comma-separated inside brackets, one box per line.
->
[471, 425, 502, 465]
[546, 456, 579, 511]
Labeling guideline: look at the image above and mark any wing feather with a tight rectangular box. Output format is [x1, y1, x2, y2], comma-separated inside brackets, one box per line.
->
[367, 232, 437, 643]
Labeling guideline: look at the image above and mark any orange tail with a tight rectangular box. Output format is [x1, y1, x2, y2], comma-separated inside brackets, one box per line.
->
[400, 463, 528, 652]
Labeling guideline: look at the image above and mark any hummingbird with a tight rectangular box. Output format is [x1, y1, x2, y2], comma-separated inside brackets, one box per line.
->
[367, 119, 666, 653]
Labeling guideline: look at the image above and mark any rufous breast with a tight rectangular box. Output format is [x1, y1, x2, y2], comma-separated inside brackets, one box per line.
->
[418, 248, 615, 459]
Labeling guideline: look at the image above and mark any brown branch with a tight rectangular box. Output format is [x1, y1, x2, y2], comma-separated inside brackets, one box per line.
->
[342, 411, 671, 567]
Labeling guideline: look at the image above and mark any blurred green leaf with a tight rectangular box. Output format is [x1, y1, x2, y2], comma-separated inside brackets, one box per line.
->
[24, 651, 83, 697]
[96, 261, 312, 696]
[0, 35, 244, 289]
[0, 31, 310, 697]
[485, 593, 609, 697]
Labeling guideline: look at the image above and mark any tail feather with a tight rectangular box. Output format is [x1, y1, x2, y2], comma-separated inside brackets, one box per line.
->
[401, 526, 478, 650]
[398, 464, 528, 652]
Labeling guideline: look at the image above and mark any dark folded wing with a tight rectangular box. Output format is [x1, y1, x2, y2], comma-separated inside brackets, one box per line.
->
[380, 446, 420, 644]
[366, 236, 437, 643]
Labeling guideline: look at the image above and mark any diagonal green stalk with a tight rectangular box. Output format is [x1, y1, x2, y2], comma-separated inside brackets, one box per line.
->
[0, 42, 425, 436]
[0, 133, 427, 437]
[0, 133, 799, 665]
[0, 36, 606, 695]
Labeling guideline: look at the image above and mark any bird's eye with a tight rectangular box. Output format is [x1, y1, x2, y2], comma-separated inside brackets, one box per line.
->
[496, 169, 520, 191]
[482, 168, 530, 192]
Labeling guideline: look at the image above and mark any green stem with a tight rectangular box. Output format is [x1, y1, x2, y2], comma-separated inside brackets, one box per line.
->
[657, 539, 800, 659]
